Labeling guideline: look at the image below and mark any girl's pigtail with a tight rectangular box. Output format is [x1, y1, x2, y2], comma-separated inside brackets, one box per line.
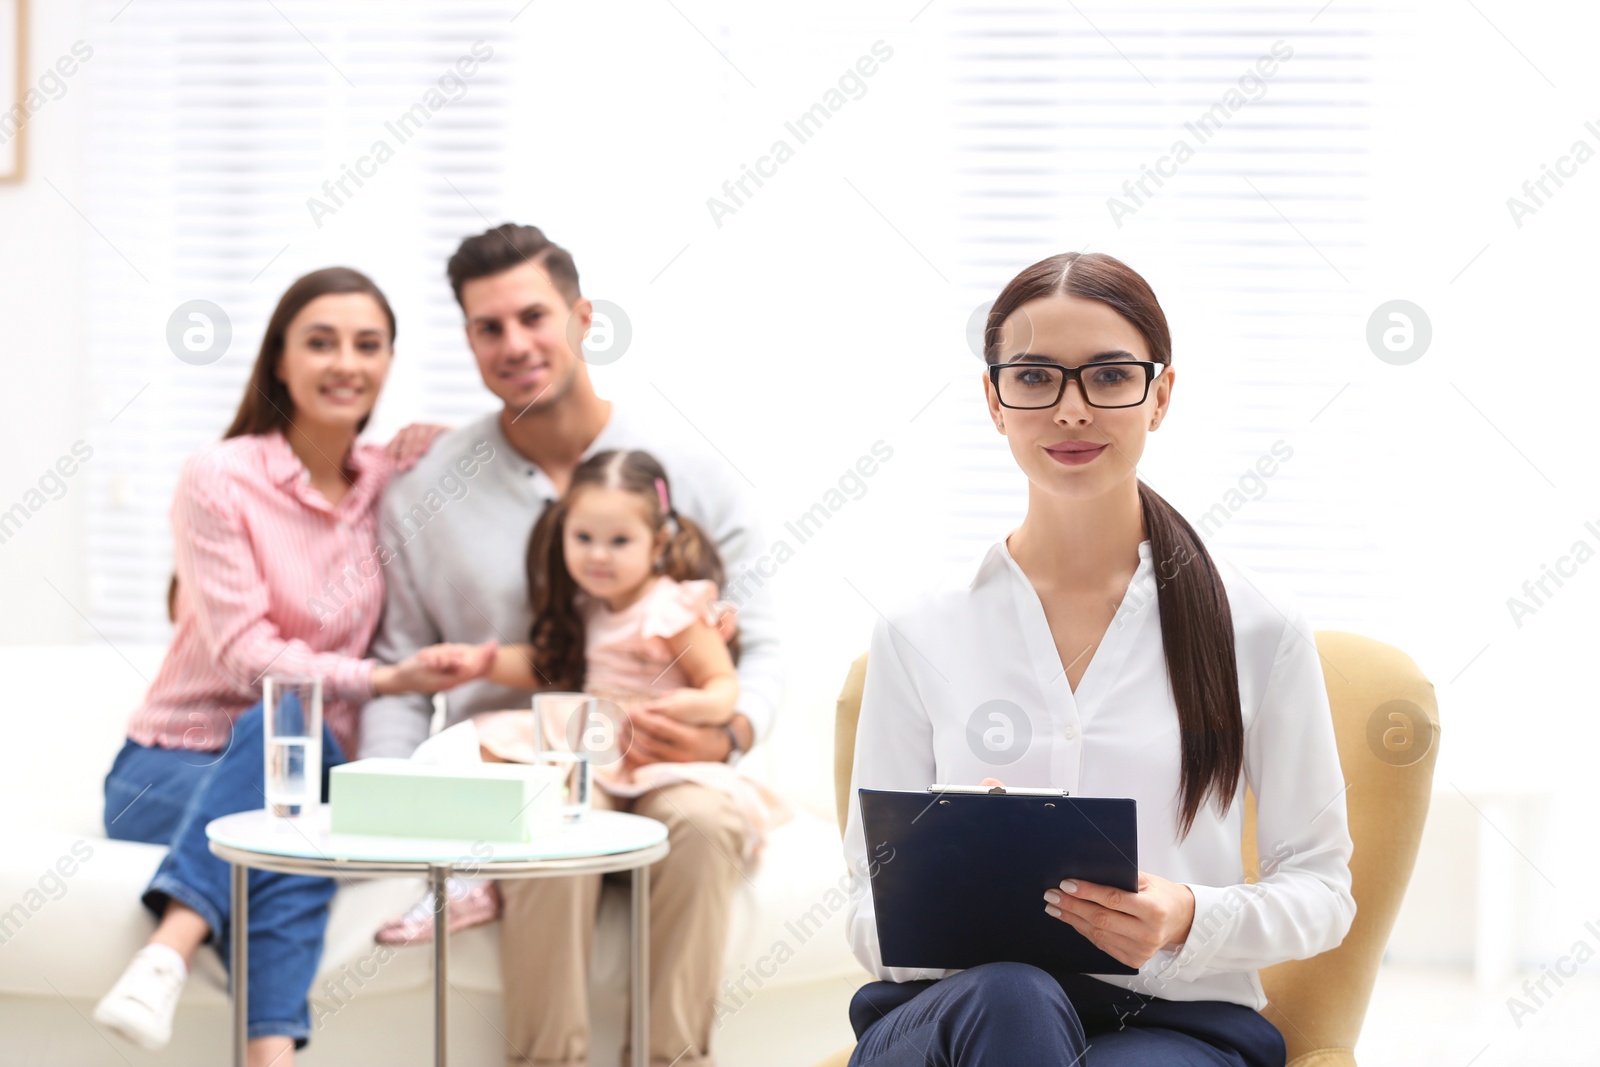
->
[660, 512, 741, 666]
[526, 497, 587, 691]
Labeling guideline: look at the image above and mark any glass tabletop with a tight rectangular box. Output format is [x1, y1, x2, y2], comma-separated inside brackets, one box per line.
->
[206, 804, 667, 866]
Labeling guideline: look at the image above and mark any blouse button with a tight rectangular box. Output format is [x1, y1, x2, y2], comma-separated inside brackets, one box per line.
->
[1063, 724, 1078, 740]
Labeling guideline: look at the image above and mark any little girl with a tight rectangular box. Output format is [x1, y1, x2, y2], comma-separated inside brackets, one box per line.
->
[375, 448, 788, 944]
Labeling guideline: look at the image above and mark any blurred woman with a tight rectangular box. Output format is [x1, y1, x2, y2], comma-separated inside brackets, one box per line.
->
[92, 268, 489, 1064]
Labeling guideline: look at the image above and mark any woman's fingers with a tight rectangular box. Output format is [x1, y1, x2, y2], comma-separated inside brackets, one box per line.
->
[1049, 895, 1152, 966]
[1048, 882, 1147, 938]
[414, 642, 494, 680]
[1044, 887, 1162, 965]
[386, 422, 450, 471]
[418, 643, 465, 666]
[1058, 877, 1136, 916]
[408, 645, 491, 691]
[1054, 912, 1148, 968]
[466, 641, 498, 677]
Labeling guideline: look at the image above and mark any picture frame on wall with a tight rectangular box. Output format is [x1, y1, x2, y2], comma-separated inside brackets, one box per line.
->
[1, 0, 26, 183]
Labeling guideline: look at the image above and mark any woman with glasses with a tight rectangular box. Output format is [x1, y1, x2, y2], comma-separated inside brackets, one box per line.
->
[840, 252, 1355, 1066]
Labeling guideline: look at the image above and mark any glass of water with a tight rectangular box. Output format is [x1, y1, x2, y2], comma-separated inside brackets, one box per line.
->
[530, 691, 601, 819]
[530, 692, 588, 759]
[263, 675, 322, 818]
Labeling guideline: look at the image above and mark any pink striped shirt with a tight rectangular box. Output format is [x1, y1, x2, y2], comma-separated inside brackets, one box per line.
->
[126, 431, 395, 760]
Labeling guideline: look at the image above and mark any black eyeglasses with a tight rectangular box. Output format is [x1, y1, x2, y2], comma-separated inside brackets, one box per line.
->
[989, 360, 1164, 410]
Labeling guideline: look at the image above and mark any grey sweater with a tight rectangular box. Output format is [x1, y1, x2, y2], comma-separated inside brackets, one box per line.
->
[358, 405, 782, 759]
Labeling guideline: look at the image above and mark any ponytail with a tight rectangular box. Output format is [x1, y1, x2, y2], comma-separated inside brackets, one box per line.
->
[1138, 481, 1243, 840]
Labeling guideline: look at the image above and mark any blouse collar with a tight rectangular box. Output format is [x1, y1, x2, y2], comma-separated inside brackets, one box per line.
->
[258, 430, 389, 515]
[259, 430, 311, 488]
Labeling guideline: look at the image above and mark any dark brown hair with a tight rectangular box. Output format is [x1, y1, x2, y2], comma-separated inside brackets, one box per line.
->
[222, 267, 396, 441]
[169, 267, 396, 621]
[984, 251, 1243, 843]
[525, 450, 739, 691]
[446, 223, 581, 309]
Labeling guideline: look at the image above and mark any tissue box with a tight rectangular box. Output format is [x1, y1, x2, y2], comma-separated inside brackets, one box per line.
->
[329, 759, 565, 843]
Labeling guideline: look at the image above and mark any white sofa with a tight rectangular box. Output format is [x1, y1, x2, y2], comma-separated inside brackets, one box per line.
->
[0, 646, 866, 1066]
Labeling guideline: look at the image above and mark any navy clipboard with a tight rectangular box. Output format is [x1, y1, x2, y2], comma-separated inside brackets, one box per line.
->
[859, 786, 1139, 976]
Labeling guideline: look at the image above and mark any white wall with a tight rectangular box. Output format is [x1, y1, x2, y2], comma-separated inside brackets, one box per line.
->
[0, 0, 93, 643]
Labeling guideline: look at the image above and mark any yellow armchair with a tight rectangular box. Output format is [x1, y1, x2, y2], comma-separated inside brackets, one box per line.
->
[815, 630, 1440, 1067]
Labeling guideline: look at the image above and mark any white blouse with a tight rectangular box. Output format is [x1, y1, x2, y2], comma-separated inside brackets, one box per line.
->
[842, 533, 1357, 1010]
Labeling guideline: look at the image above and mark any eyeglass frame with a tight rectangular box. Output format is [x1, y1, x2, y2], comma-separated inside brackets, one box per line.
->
[987, 359, 1166, 410]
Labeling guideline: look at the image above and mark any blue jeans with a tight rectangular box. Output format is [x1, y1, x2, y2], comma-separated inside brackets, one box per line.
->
[103, 703, 347, 1049]
[848, 962, 1287, 1067]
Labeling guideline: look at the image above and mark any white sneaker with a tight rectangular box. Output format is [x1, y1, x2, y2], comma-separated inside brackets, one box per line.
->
[93, 944, 188, 1050]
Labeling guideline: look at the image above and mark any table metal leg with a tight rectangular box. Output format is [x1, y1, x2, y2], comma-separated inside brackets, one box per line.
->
[231, 862, 248, 1067]
[631, 864, 649, 1067]
[431, 865, 450, 1067]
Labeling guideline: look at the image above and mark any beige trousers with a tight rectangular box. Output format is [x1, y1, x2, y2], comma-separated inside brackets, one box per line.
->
[498, 780, 748, 1067]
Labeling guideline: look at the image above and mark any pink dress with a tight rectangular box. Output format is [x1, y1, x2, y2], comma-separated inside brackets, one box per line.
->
[475, 575, 790, 863]
[582, 575, 732, 704]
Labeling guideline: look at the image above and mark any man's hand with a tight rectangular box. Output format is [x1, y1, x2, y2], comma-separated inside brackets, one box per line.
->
[622, 708, 752, 766]
[635, 687, 733, 726]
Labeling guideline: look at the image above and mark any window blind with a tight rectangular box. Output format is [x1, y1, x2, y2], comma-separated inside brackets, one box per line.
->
[937, 2, 1388, 634]
[82, 0, 515, 641]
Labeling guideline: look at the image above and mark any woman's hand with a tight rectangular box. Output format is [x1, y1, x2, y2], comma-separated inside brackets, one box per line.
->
[975, 778, 1196, 971]
[415, 642, 492, 673]
[372, 642, 498, 695]
[1043, 871, 1196, 970]
[385, 422, 450, 471]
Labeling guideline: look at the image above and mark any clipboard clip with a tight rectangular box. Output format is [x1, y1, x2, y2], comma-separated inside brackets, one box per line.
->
[927, 784, 1072, 797]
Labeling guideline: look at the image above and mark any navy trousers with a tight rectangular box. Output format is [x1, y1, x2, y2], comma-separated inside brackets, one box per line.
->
[848, 962, 1286, 1067]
